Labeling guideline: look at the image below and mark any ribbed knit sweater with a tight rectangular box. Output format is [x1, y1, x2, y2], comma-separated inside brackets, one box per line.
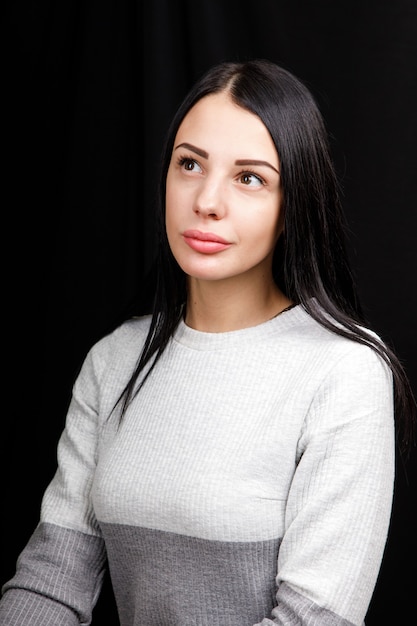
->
[0, 305, 395, 625]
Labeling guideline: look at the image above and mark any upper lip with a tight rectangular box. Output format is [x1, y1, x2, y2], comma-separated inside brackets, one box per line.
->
[183, 229, 230, 244]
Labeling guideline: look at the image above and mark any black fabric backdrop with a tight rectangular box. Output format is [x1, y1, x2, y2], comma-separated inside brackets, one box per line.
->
[2, 1, 416, 624]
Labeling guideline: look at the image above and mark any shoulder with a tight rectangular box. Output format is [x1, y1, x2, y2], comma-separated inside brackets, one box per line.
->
[100, 314, 152, 347]
[294, 305, 387, 354]
[77, 315, 153, 385]
[293, 313, 395, 448]
[283, 306, 393, 388]
[94, 314, 151, 360]
[297, 310, 394, 407]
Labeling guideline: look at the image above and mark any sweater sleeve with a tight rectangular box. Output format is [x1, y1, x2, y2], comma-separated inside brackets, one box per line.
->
[256, 343, 395, 626]
[0, 346, 109, 626]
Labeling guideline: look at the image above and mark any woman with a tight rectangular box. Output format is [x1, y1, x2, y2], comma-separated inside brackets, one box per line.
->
[1, 59, 415, 626]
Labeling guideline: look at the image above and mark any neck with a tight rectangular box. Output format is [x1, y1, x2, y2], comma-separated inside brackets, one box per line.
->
[184, 275, 292, 333]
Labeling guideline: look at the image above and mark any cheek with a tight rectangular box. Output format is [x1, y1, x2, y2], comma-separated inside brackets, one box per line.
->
[165, 174, 187, 224]
[165, 200, 175, 253]
[165, 186, 187, 263]
[165, 164, 178, 212]
[272, 211, 285, 244]
[239, 204, 283, 249]
[165, 205, 176, 251]
[165, 181, 180, 233]
[266, 196, 285, 245]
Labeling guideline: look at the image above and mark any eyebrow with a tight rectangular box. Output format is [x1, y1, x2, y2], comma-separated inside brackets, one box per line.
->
[174, 142, 280, 174]
[235, 159, 280, 175]
[174, 142, 208, 159]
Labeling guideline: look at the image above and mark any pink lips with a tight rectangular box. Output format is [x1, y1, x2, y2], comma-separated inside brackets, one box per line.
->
[182, 229, 232, 254]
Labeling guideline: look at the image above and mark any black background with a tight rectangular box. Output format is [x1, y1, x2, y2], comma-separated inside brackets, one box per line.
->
[2, 1, 416, 624]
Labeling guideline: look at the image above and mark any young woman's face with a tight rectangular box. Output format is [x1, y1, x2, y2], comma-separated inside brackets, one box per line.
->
[165, 91, 283, 285]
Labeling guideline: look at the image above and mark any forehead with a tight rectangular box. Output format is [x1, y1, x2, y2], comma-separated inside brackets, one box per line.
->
[175, 92, 278, 163]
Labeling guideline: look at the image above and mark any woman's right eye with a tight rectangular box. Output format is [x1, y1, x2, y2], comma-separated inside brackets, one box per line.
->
[177, 157, 202, 173]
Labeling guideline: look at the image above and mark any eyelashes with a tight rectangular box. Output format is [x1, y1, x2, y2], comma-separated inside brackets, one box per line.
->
[176, 156, 200, 171]
[175, 155, 267, 187]
[238, 169, 266, 186]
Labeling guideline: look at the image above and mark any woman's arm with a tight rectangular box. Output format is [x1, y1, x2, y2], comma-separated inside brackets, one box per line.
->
[0, 344, 110, 626]
[257, 344, 395, 625]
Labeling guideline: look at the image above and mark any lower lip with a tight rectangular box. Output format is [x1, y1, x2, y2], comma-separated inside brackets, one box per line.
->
[183, 236, 231, 254]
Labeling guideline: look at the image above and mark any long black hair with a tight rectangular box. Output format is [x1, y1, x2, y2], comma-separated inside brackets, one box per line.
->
[116, 59, 415, 454]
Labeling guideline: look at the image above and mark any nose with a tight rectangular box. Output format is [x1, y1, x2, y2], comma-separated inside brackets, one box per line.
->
[193, 176, 226, 220]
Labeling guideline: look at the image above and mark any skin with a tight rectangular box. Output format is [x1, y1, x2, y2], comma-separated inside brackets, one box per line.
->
[165, 91, 292, 332]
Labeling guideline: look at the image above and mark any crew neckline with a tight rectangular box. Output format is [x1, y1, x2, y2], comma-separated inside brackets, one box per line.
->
[173, 304, 306, 351]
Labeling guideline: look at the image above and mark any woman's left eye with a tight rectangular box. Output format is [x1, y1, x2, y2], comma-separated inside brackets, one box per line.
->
[239, 172, 264, 187]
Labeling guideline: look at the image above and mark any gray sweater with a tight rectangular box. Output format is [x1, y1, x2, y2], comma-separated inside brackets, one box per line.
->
[0, 306, 395, 625]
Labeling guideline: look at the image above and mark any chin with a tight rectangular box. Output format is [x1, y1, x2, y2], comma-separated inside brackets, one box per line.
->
[176, 258, 232, 281]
